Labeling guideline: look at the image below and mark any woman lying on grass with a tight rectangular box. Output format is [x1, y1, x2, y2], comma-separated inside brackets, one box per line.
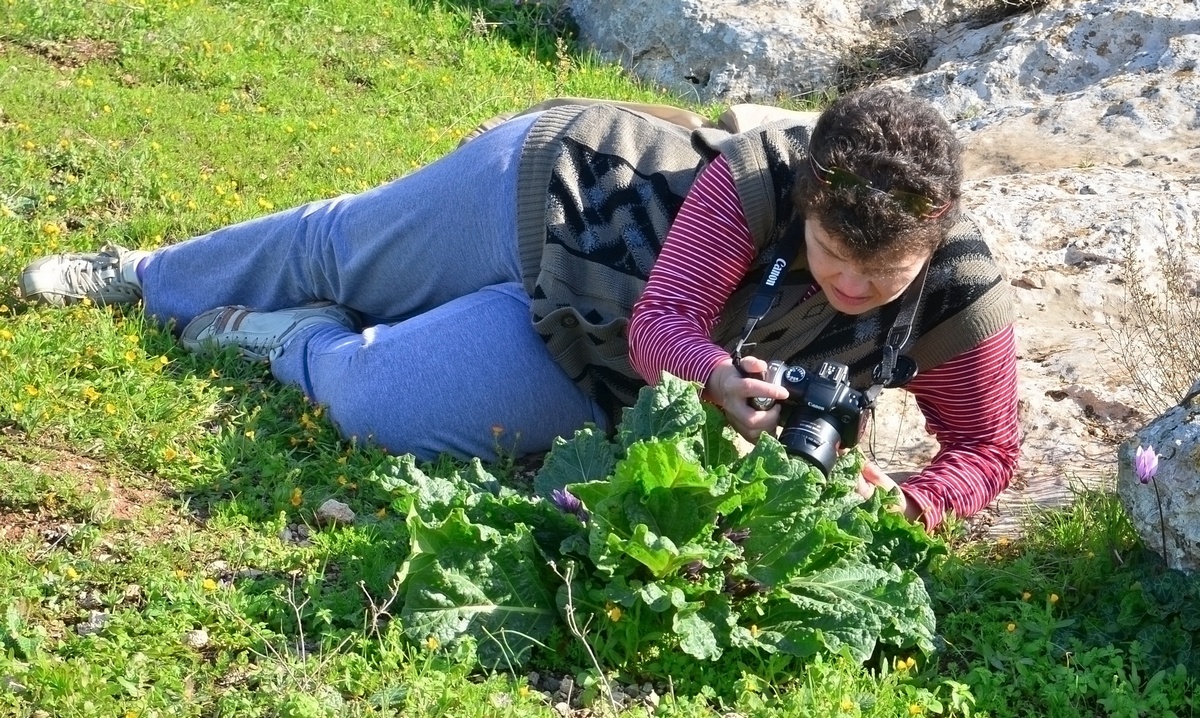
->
[19, 86, 1018, 530]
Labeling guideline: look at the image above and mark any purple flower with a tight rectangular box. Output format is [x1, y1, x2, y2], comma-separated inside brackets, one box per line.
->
[1135, 445, 1159, 485]
[550, 488, 588, 521]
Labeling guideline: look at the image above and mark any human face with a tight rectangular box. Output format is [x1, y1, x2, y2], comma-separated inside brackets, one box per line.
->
[804, 217, 931, 315]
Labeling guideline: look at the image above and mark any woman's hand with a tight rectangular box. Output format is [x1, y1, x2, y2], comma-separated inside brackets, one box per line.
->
[856, 459, 922, 522]
[704, 356, 790, 442]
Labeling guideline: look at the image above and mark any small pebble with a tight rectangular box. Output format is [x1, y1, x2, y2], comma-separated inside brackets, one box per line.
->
[75, 611, 109, 636]
[316, 499, 356, 526]
[183, 628, 209, 649]
[558, 676, 575, 697]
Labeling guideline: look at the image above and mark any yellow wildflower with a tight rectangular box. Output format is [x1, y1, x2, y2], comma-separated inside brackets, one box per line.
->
[1007, 623, 1016, 632]
[157, 355, 169, 366]
[174, 569, 188, 579]
[65, 566, 80, 580]
[840, 698, 854, 712]
[163, 447, 178, 462]
[105, 403, 116, 414]
[290, 487, 302, 507]
[125, 349, 138, 362]
[605, 602, 622, 622]
[909, 705, 923, 716]
[202, 578, 218, 591]
[375, 508, 386, 519]
[749, 624, 759, 638]
[42, 223, 61, 237]
[1050, 594, 1060, 604]
[0, 329, 13, 341]
[24, 384, 38, 397]
[906, 656, 916, 669]
[425, 636, 439, 650]
[1022, 591, 1031, 601]
[245, 429, 256, 440]
[82, 386, 100, 402]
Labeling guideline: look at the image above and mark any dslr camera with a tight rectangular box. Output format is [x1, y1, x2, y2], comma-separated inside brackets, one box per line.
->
[750, 360, 870, 476]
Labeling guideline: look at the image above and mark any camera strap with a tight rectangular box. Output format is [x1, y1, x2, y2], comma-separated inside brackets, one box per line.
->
[731, 223, 806, 368]
[863, 259, 928, 405]
[730, 221, 930, 406]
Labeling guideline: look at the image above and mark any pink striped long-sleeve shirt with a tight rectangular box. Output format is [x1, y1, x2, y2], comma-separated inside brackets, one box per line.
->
[628, 155, 1019, 529]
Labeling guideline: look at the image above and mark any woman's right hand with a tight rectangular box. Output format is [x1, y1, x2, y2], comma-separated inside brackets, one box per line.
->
[704, 356, 790, 442]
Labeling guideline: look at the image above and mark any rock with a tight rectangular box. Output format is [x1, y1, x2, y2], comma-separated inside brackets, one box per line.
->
[75, 611, 109, 636]
[1, 676, 26, 695]
[553, 702, 570, 717]
[566, 0, 866, 101]
[122, 584, 142, 603]
[558, 675, 575, 698]
[1118, 406, 1200, 571]
[314, 501, 350, 528]
[76, 590, 103, 610]
[183, 628, 209, 649]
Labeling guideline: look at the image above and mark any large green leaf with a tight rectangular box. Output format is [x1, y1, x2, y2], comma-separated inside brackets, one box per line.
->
[615, 441, 728, 546]
[674, 608, 722, 661]
[699, 402, 741, 468]
[757, 562, 935, 662]
[534, 427, 618, 497]
[617, 374, 705, 449]
[396, 509, 558, 670]
[609, 524, 713, 580]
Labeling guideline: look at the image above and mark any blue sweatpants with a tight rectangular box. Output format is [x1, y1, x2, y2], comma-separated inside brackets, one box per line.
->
[140, 114, 609, 461]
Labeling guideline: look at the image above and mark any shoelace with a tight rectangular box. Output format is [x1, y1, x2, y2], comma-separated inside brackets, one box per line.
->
[62, 253, 120, 296]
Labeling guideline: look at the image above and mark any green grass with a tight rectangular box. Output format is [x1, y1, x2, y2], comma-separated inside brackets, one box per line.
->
[1, 1, 1197, 716]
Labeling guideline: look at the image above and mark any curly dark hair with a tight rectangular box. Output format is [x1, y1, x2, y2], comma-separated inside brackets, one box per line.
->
[796, 86, 963, 268]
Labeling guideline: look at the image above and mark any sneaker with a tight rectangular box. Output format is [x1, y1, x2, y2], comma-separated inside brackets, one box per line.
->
[19, 243, 151, 307]
[180, 303, 361, 361]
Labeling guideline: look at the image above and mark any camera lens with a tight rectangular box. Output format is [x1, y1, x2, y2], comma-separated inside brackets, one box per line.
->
[778, 414, 842, 476]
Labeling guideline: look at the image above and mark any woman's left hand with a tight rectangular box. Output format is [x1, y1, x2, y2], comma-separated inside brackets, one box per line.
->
[856, 460, 921, 522]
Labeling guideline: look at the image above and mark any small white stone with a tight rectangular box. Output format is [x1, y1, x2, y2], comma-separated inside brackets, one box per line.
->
[183, 629, 209, 649]
[553, 701, 570, 717]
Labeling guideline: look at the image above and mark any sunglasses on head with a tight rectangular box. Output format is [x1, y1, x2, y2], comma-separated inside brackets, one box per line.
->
[809, 153, 950, 220]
